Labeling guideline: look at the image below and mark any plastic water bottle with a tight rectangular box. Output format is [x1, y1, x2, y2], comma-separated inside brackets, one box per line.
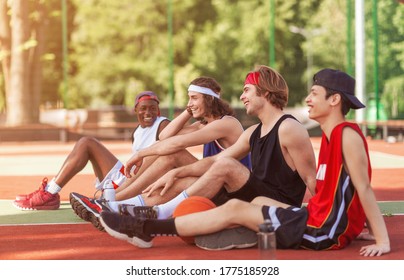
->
[102, 179, 116, 201]
[257, 219, 276, 260]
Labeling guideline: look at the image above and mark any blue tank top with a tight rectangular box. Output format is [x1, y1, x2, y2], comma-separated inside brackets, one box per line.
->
[203, 140, 251, 170]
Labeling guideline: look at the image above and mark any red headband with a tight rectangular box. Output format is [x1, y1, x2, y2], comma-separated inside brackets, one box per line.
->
[136, 95, 159, 106]
[244, 72, 260, 85]
[135, 95, 161, 116]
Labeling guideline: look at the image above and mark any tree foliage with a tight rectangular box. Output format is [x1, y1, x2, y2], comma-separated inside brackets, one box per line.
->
[0, 0, 75, 125]
[68, 0, 217, 108]
[375, 1, 404, 118]
[0, 0, 403, 124]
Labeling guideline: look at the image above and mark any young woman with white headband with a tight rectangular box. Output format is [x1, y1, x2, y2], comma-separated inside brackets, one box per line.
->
[70, 76, 251, 230]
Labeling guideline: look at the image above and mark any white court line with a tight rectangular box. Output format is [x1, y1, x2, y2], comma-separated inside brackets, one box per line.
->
[0, 222, 88, 226]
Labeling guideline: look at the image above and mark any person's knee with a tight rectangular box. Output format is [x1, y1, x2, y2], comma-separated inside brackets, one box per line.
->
[251, 196, 268, 205]
[155, 154, 177, 166]
[211, 157, 240, 177]
[157, 150, 196, 168]
[77, 136, 98, 147]
[222, 198, 247, 214]
[74, 136, 101, 155]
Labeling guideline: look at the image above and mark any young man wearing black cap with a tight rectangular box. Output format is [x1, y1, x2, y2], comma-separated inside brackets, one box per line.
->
[100, 68, 390, 257]
[13, 91, 170, 211]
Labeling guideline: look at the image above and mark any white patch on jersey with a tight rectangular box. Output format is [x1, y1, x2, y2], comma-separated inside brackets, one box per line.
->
[316, 164, 327, 180]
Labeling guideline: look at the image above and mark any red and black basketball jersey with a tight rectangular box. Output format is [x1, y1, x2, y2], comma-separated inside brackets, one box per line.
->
[302, 122, 371, 250]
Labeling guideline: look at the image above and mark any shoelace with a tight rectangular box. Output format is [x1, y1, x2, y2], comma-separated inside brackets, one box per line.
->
[95, 199, 111, 212]
[118, 204, 130, 215]
[93, 189, 102, 200]
[118, 215, 146, 237]
[134, 207, 152, 216]
[119, 205, 157, 219]
[32, 177, 48, 195]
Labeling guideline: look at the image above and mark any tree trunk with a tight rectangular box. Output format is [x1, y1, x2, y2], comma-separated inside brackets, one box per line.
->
[0, 0, 11, 104]
[29, 1, 46, 122]
[6, 0, 38, 126]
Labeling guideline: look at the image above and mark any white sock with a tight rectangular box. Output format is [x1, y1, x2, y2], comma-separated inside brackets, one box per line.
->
[45, 179, 62, 194]
[107, 195, 145, 213]
[155, 190, 189, 219]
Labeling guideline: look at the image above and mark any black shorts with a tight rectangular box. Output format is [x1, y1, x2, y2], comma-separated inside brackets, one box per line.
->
[211, 173, 283, 206]
[261, 205, 308, 249]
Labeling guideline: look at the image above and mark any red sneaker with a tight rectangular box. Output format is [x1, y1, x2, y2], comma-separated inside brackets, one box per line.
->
[15, 178, 49, 201]
[13, 178, 60, 210]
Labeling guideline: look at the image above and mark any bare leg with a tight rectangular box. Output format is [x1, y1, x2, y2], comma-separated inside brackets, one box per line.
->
[250, 196, 290, 208]
[142, 177, 199, 205]
[154, 157, 290, 220]
[115, 149, 197, 200]
[54, 137, 119, 187]
[185, 157, 251, 198]
[115, 154, 159, 192]
[175, 197, 291, 237]
[175, 199, 263, 236]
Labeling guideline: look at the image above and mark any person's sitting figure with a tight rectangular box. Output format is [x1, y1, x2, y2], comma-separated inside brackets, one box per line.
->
[13, 91, 169, 211]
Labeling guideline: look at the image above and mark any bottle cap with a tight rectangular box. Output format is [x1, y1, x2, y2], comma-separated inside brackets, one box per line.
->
[259, 219, 274, 232]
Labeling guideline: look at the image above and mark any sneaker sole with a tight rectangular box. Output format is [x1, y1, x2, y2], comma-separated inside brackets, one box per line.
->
[69, 194, 92, 221]
[69, 194, 105, 231]
[89, 214, 105, 232]
[194, 227, 258, 251]
[13, 201, 60, 211]
[99, 218, 152, 248]
[195, 240, 258, 251]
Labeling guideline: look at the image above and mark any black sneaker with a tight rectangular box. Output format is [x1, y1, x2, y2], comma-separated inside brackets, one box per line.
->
[195, 226, 258, 250]
[100, 211, 153, 248]
[118, 204, 158, 219]
[69, 192, 112, 231]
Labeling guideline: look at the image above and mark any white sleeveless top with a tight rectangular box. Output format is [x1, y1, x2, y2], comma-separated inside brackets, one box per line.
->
[131, 116, 168, 153]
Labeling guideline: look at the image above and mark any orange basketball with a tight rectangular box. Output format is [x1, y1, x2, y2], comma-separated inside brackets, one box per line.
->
[172, 196, 216, 244]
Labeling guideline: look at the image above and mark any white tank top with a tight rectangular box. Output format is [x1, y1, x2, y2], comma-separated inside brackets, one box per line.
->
[131, 116, 168, 153]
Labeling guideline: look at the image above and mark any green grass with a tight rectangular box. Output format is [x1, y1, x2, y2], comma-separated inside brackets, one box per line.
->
[0, 201, 84, 225]
[378, 201, 404, 216]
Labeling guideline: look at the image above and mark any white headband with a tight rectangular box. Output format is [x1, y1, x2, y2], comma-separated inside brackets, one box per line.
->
[188, 84, 220, 99]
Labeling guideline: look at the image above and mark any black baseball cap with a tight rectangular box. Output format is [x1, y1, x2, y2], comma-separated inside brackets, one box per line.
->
[313, 68, 365, 109]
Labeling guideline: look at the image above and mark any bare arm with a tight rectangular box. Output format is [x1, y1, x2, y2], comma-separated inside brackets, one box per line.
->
[342, 128, 390, 257]
[143, 125, 254, 196]
[143, 156, 216, 196]
[158, 110, 197, 140]
[279, 119, 317, 196]
[174, 125, 253, 177]
[124, 117, 243, 177]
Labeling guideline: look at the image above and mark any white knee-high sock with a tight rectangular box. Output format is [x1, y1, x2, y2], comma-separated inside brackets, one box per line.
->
[107, 195, 145, 212]
[155, 190, 189, 219]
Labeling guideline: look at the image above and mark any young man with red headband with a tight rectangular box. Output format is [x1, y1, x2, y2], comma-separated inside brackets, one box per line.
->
[70, 76, 252, 231]
[100, 68, 390, 257]
[13, 91, 170, 211]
